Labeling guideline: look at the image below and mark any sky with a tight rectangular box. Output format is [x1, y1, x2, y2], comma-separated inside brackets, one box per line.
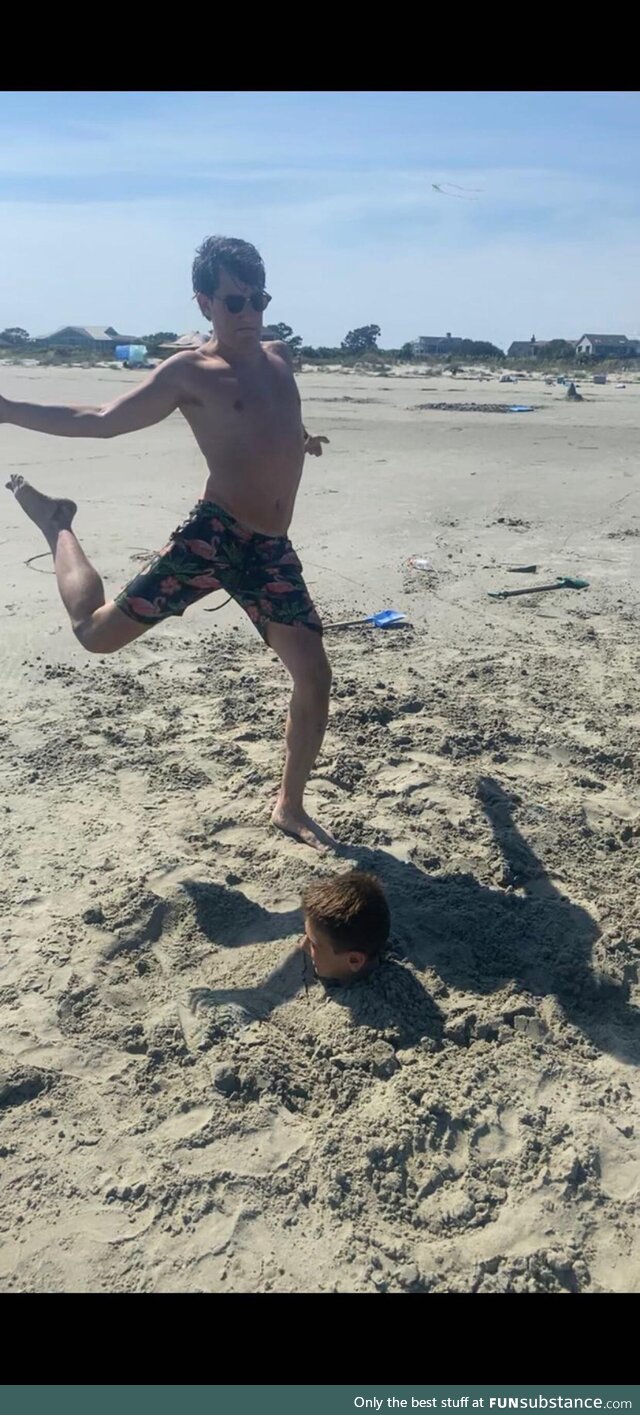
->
[1, 90, 639, 350]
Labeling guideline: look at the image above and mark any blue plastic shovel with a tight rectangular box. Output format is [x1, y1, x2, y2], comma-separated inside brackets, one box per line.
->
[325, 608, 407, 631]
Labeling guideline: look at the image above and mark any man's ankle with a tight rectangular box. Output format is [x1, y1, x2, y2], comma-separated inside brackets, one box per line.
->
[275, 794, 303, 813]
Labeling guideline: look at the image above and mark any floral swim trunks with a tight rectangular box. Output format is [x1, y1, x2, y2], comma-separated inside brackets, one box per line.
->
[114, 500, 323, 641]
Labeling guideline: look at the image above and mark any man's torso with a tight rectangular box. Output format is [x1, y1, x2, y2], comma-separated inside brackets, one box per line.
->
[169, 341, 305, 536]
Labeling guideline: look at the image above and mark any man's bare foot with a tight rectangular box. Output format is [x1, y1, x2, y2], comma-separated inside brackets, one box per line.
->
[6, 474, 77, 542]
[271, 800, 338, 852]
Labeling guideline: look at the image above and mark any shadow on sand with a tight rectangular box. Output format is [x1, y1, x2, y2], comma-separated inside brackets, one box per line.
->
[179, 777, 638, 1061]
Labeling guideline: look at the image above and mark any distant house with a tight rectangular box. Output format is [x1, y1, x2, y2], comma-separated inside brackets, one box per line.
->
[159, 331, 208, 350]
[507, 336, 556, 360]
[37, 325, 139, 349]
[575, 334, 635, 358]
[411, 333, 463, 356]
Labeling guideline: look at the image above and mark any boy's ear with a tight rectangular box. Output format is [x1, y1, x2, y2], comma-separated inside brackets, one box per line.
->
[195, 292, 212, 320]
[347, 951, 368, 973]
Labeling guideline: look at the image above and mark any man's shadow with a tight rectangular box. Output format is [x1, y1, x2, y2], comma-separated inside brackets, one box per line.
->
[339, 776, 638, 1062]
[178, 777, 638, 1061]
[179, 879, 308, 1029]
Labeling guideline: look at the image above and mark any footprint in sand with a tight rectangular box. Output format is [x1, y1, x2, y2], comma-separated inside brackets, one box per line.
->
[594, 1118, 640, 1201]
[471, 1106, 521, 1160]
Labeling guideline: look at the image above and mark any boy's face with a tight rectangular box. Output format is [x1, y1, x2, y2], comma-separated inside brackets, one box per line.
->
[302, 916, 368, 981]
[197, 265, 265, 351]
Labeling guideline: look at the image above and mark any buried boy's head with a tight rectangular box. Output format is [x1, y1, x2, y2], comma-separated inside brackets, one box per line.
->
[301, 871, 390, 981]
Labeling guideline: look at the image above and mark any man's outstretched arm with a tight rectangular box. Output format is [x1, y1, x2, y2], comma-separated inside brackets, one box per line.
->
[0, 358, 182, 439]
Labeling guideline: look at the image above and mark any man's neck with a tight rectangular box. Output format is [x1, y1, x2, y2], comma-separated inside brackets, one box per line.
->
[211, 336, 264, 368]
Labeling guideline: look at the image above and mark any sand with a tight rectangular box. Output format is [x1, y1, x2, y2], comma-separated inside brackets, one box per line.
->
[0, 364, 639, 1293]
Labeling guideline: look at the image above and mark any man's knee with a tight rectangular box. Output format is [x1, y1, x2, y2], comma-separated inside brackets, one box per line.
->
[72, 602, 148, 654]
[299, 640, 332, 698]
[73, 620, 114, 654]
[73, 615, 124, 654]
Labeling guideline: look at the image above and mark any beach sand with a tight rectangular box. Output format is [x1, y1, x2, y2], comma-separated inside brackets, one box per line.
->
[1, 364, 639, 1293]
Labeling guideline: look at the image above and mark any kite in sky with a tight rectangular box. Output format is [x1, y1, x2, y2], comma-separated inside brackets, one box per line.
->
[432, 182, 483, 199]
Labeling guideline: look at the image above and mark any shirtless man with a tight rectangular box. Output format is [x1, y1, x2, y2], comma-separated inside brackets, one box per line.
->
[2, 235, 333, 849]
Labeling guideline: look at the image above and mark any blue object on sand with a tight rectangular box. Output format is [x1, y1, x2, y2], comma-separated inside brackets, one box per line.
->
[115, 344, 148, 364]
[325, 608, 407, 631]
[367, 609, 406, 627]
[508, 405, 536, 413]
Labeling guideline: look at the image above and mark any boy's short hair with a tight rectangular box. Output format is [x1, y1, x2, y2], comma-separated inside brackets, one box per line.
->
[301, 870, 390, 960]
[192, 236, 266, 298]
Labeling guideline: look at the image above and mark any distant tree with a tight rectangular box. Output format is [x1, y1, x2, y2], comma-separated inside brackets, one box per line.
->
[539, 340, 576, 361]
[141, 332, 178, 345]
[1, 327, 29, 344]
[456, 339, 504, 359]
[299, 346, 342, 361]
[341, 325, 381, 354]
[398, 342, 416, 361]
[263, 322, 303, 352]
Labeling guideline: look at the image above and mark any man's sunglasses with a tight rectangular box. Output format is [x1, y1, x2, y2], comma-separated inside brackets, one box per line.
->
[214, 291, 272, 315]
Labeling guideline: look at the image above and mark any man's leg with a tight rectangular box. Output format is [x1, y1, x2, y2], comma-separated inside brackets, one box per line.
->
[7, 475, 150, 653]
[266, 621, 334, 850]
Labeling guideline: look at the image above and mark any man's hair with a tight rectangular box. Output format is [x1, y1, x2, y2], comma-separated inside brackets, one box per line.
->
[192, 236, 266, 298]
[301, 871, 390, 959]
